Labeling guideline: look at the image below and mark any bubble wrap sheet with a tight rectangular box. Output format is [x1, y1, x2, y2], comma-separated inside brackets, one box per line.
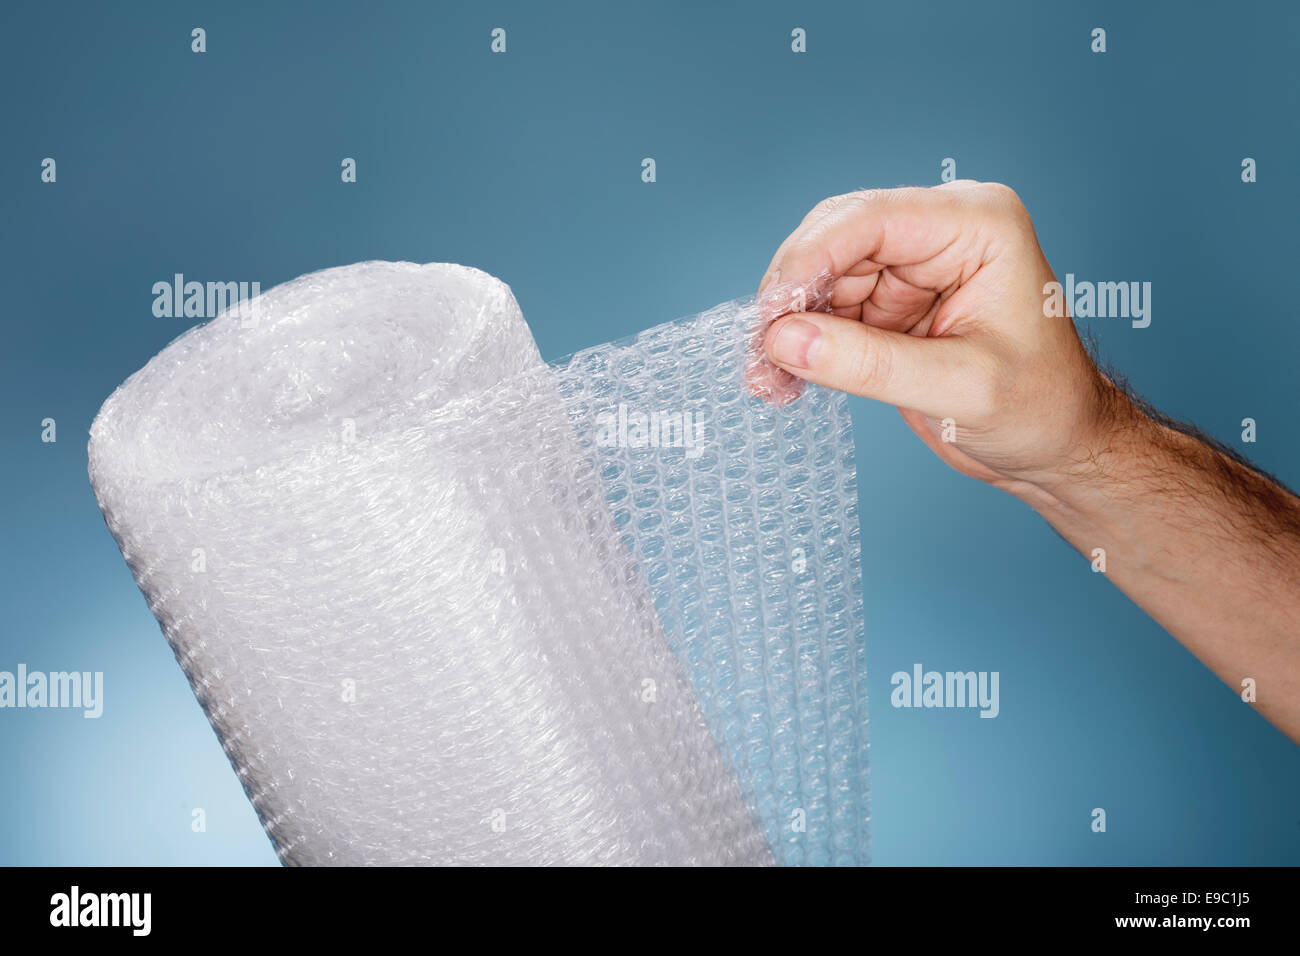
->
[87, 262, 868, 866]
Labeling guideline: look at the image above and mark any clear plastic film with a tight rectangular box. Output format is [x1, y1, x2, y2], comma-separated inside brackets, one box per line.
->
[87, 261, 868, 866]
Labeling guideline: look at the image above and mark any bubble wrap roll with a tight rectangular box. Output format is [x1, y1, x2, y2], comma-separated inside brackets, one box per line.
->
[88, 261, 868, 866]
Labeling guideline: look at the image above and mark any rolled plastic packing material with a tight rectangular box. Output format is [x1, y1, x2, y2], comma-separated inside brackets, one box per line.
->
[87, 261, 869, 866]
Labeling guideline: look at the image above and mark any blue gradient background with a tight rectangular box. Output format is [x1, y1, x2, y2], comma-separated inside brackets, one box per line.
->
[2, 0, 1297, 865]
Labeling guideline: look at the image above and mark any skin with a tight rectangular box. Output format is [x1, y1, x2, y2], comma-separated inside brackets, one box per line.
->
[750, 180, 1300, 743]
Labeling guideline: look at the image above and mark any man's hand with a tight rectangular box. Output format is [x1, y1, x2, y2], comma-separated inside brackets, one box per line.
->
[753, 182, 1300, 742]
[754, 180, 1120, 493]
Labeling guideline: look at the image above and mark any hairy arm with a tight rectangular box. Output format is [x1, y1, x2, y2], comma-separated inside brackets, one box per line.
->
[751, 182, 1300, 742]
[1016, 382, 1300, 739]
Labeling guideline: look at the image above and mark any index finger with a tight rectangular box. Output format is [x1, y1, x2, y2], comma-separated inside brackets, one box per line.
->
[758, 184, 980, 296]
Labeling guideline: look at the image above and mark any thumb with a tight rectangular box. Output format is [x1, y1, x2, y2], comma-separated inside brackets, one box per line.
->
[764, 312, 979, 421]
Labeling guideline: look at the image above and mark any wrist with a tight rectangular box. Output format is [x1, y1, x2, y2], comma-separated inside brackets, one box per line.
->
[1006, 377, 1156, 525]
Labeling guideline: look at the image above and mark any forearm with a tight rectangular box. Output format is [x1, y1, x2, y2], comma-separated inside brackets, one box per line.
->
[749, 181, 1300, 741]
[1013, 388, 1300, 741]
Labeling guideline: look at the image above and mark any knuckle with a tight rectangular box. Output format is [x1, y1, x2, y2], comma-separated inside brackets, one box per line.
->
[966, 354, 1007, 424]
[807, 194, 843, 220]
[982, 180, 1020, 202]
[850, 333, 894, 391]
[809, 190, 873, 220]
[883, 185, 925, 208]
[981, 181, 1028, 217]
